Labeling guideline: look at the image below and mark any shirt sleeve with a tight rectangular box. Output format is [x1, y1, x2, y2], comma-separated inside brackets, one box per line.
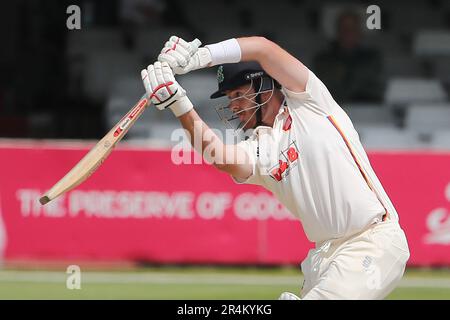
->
[231, 137, 264, 186]
[281, 68, 340, 116]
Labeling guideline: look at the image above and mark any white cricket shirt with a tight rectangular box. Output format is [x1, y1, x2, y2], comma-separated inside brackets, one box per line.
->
[234, 69, 399, 244]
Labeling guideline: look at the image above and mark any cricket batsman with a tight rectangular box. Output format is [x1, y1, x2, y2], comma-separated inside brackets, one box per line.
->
[140, 36, 410, 300]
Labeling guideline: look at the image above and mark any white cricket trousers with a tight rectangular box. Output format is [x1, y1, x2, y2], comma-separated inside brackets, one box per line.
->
[300, 220, 410, 300]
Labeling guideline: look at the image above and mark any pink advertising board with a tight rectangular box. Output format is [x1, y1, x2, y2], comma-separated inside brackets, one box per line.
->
[0, 141, 449, 266]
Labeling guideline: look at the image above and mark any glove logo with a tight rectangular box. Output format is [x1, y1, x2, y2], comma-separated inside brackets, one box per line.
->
[245, 71, 264, 80]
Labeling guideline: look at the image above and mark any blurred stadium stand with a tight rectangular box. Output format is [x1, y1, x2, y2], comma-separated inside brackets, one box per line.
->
[414, 30, 450, 56]
[405, 104, 450, 135]
[432, 130, 450, 149]
[0, 0, 449, 150]
[343, 104, 394, 128]
[385, 78, 448, 107]
[358, 127, 430, 150]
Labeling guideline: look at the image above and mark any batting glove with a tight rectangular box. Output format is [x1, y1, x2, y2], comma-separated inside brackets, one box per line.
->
[158, 36, 212, 75]
[141, 61, 193, 117]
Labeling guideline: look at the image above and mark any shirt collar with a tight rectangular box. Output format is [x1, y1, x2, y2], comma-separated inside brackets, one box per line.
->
[275, 98, 288, 121]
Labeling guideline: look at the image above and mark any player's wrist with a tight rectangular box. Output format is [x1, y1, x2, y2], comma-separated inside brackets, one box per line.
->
[169, 95, 194, 117]
[195, 47, 213, 69]
[205, 38, 242, 66]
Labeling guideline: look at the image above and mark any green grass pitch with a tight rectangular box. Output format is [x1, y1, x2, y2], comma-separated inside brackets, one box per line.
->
[0, 266, 449, 300]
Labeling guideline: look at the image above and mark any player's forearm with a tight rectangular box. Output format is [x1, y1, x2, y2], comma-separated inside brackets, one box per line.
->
[236, 36, 270, 62]
[178, 110, 251, 177]
[178, 109, 228, 168]
[158, 36, 307, 93]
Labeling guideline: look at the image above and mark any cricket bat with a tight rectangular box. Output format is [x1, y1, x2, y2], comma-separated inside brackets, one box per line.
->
[39, 94, 149, 205]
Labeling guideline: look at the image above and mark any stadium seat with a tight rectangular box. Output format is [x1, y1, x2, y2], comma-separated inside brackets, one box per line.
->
[432, 57, 450, 86]
[343, 104, 394, 130]
[148, 122, 187, 143]
[405, 104, 450, 134]
[108, 76, 144, 102]
[106, 76, 149, 125]
[387, 6, 444, 36]
[83, 51, 144, 102]
[431, 130, 450, 149]
[414, 30, 450, 56]
[383, 55, 424, 78]
[358, 126, 428, 150]
[177, 71, 219, 121]
[67, 27, 124, 58]
[363, 33, 407, 55]
[384, 78, 448, 107]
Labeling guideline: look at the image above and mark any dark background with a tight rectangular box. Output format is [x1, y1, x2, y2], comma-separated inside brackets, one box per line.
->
[0, 0, 449, 147]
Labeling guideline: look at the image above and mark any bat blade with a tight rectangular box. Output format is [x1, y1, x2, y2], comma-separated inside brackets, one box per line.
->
[39, 94, 149, 205]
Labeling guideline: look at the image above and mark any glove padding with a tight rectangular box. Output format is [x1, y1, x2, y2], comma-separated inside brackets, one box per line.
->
[158, 36, 212, 75]
[141, 61, 193, 117]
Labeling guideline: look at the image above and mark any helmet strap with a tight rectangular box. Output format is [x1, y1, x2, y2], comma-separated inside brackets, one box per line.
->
[253, 77, 268, 128]
[255, 93, 264, 128]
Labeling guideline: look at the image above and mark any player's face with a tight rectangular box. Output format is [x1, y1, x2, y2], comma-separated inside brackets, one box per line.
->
[225, 84, 258, 130]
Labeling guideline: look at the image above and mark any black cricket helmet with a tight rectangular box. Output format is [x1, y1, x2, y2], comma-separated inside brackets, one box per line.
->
[211, 62, 276, 135]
